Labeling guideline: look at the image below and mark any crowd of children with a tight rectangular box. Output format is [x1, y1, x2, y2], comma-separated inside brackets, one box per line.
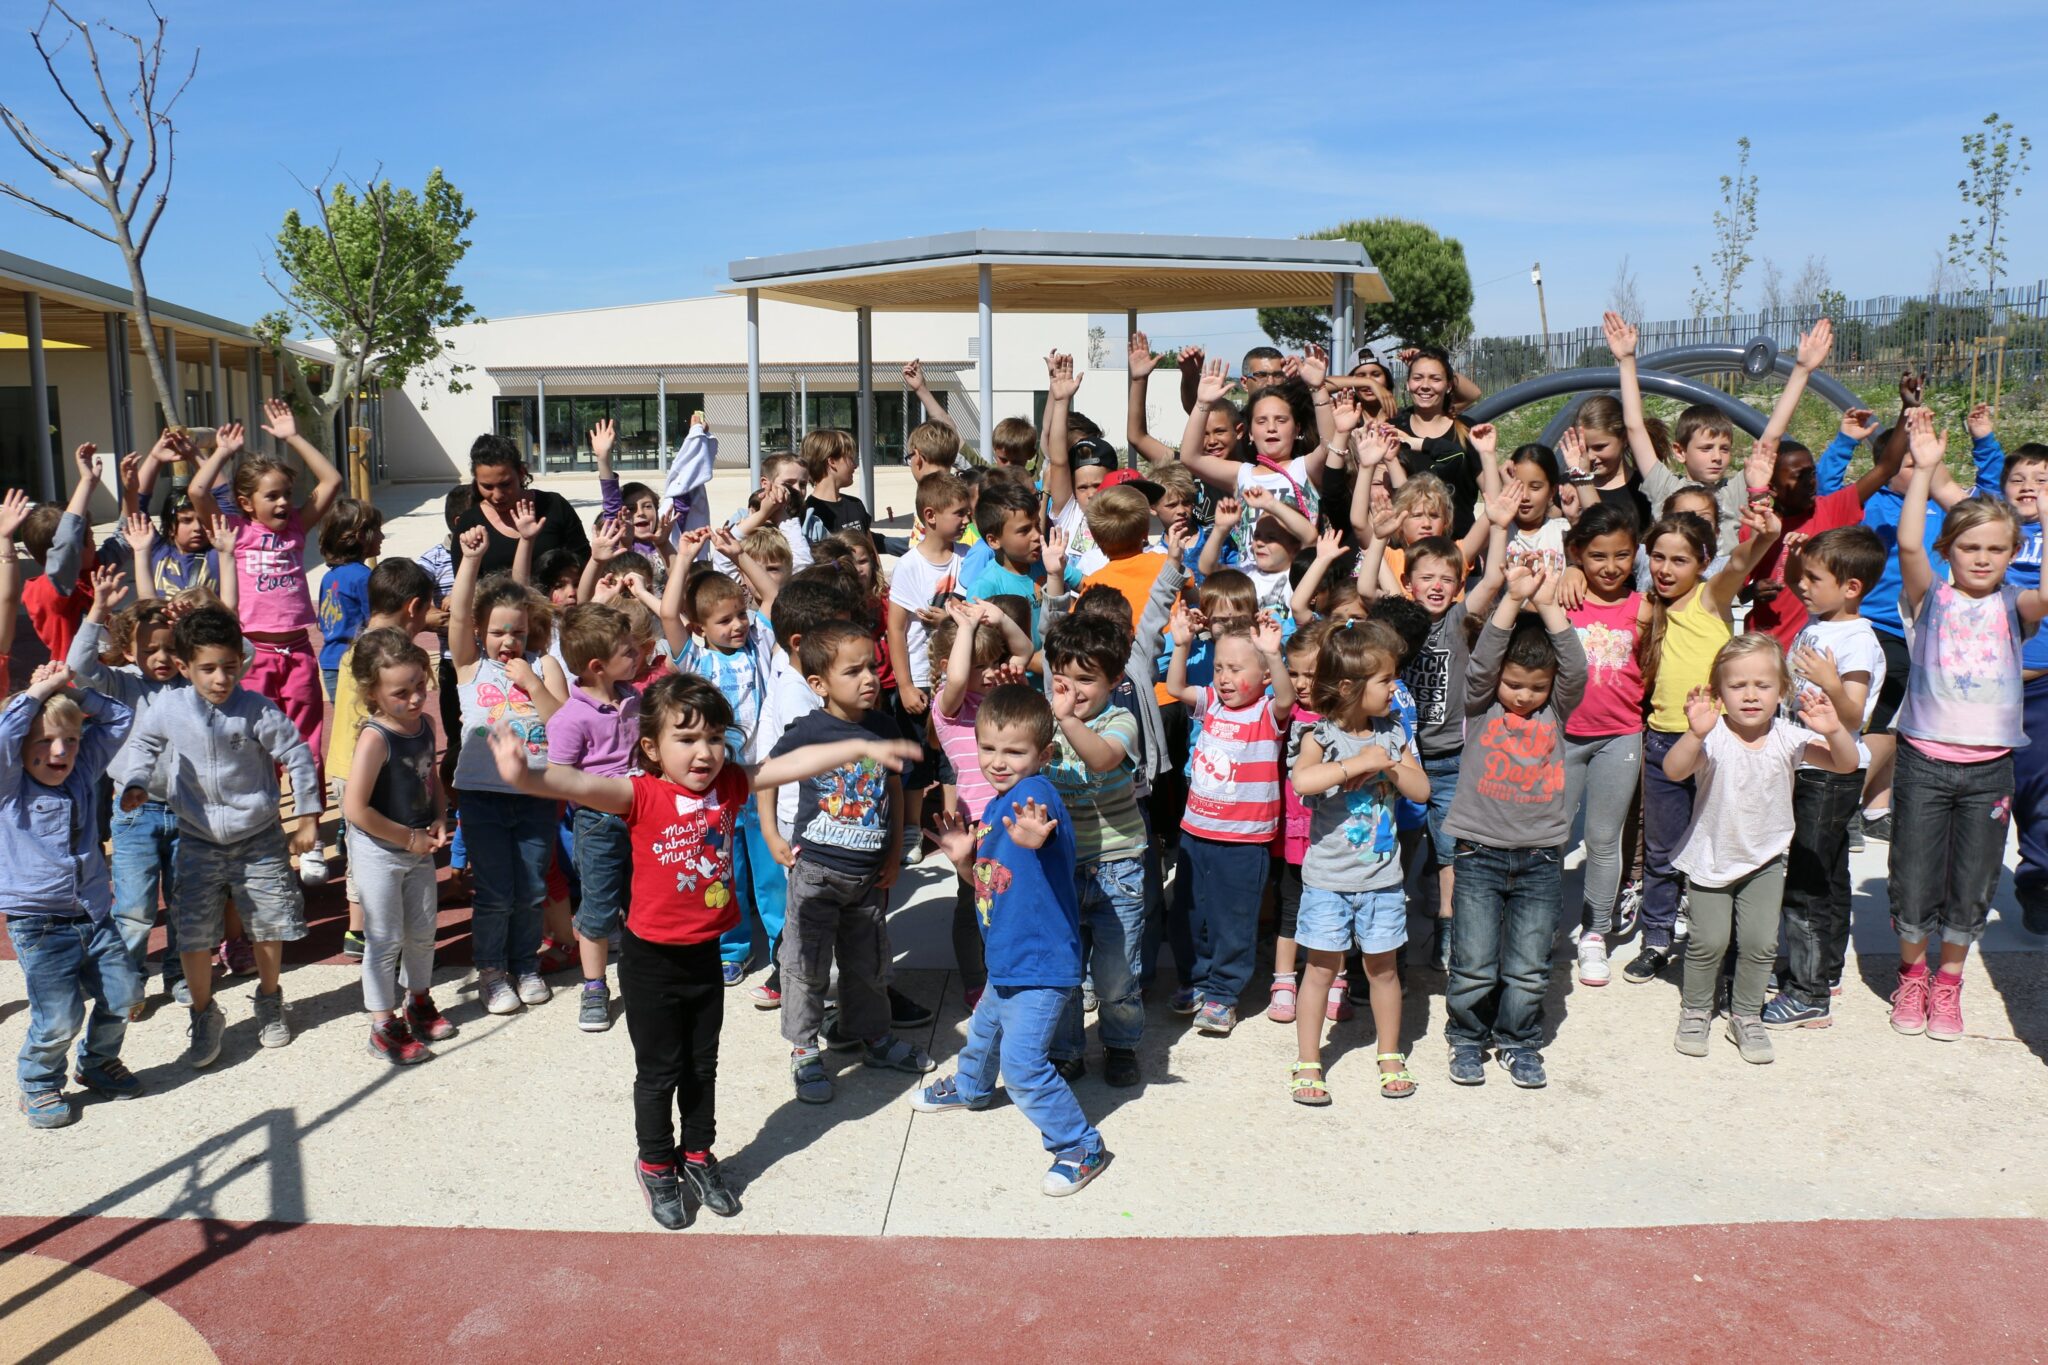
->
[6, 332, 2046, 1225]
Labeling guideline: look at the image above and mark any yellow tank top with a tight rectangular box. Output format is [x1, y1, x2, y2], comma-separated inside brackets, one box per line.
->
[1648, 589, 1730, 732]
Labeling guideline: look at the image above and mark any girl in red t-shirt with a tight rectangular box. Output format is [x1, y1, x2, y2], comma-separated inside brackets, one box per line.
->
[484, 672, 916, 1230]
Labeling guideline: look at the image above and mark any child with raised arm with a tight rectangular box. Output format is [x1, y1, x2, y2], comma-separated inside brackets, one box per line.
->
[589, 418, 666, 563]
[1164, 604, 1295, 1036]
[1605, 311, 1749, 549]
[341, 627, 455, 1065]
[449, 523, 568, 1017]
[911, 685, 1111, 1199]
[1441, 562, 1586, 1091]
[487, 674, 919, 1228]
[886, 470, 972, 862]
[20, 443, 105, 663]
[119, 607, 322, 1067]
[1664, 636, 1859, 1064]
[0, 490, 27, 707]
[5, 663, 136, 1128]
[316, 498, 387, 701]
[1886, 409, 2048, 1040]
[186, 406, 346, 885]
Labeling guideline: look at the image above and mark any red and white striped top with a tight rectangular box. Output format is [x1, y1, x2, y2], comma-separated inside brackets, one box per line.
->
[1182, 687, 1283, 844]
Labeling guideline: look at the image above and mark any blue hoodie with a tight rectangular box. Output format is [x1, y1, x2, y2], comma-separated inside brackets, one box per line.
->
[0, 688, 134, 921]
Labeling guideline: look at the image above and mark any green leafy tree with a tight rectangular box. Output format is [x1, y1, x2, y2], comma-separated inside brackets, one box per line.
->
[1688, 136, 1759, 334]
[1948, 113, 2032, 294]
[1258, 217, 1474, 355]
[262, 167, 479, 452]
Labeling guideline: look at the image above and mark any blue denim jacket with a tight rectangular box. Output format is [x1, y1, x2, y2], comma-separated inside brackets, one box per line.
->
[0, 688, 135, 921]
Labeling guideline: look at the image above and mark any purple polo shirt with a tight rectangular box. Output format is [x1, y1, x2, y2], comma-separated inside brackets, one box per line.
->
[544, 685, 642, 777]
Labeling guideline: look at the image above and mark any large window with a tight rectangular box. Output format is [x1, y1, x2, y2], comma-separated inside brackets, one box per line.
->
[492, 392, 705, 472]
[0, 387, 60, 497]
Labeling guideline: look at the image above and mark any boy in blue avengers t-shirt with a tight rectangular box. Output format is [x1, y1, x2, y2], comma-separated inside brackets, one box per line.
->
[910, 684, 1111, 1198]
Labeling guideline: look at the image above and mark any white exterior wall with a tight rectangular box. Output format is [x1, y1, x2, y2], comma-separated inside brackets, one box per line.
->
[385, 293, 1198, 485]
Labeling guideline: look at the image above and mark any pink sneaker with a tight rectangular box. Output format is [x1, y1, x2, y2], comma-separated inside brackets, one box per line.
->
[1890, 968, 1930, 1035]
[1265, 975, 1298, 1024]
[1926, 971, 1965, 1042]
[1326, 976, 1355, 1023]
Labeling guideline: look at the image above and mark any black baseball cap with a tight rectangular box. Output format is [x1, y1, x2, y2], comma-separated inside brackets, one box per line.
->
[1069, 437, 1119, 471]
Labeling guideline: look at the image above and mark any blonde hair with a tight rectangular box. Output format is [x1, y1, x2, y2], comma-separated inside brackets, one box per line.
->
[907, 421, 961, 469]
[797, 428, 855, 483]
[1084, 485, 1152, 556]
[33, 693, 84, 739]
[1146, 461, 1198, 505]
[1392, 473, 1453, 533]
[1709, 632, 1791, 695]
[741, 526, 793, 569]
[1933, 495, 2022, 562]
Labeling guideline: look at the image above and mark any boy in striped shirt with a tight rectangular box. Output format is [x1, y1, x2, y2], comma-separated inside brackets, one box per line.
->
[1042, 613, 1148, 1089]
[1164, 603, 1294, 1036]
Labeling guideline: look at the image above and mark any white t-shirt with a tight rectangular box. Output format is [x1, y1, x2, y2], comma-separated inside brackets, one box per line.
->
[887, 547, 963, 690]
[1232, 457, 1316, 558]
[1247, 565, 1292, 618]
[1788, 615, 1885, 771]
[712, 510, 813, 577]
[1508, 517, 1570, 576]
[1052, 497, 1106, 578]
[766, 650, 822, 836]
[1673, 719, 1819, 887]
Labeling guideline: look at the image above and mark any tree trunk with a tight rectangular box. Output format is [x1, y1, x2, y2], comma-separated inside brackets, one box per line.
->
[274, 346, 339, 456]
[119, 245, 178, 436]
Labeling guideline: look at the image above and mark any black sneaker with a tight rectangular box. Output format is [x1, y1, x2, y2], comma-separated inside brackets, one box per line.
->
[1054, 1055, 1087, 1082]
[1863, 812, 1893, 843]
[1846, 811, 1866, 852]
[341, 930, 366, 960]
[2023, 892, 2048, 937]
[889, 987, 935, 1028]
[635, 1161, 687, 1230]
[1104, 1047, 1140, 1088]
[1623, 944, 1674, 984]
[681, 1154, 742, 1218]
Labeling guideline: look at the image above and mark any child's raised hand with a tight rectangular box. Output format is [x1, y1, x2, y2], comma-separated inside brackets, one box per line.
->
[1177, 344, 1206, 381]
[1684, 686, 1720, 737]
[73, 442, 101, 485]
[861, 738, 925, 773]
[708, 525, 743, 561]
[1047, 351, 1082, 401]
[1801, 687, 1844, 736]
[590, 516, 624, 561]
[1251, 612, 1283, 656]
[1905, 406, 1946, 470]
[901, 358, 927, 390]
[1532, 562, 1561, 606]
[589, 418, 616, 461]
[1967, 403, 1995, 441]
[1746, 435, 1779, 488]
[1485, 481, 1523, 530]
[89, 562, 126, 603]
[208, 515, 236, 556]
[1899, 370, 1924, 409]
[1002, 798, 1059, 850]
[118, 451, 142, 492]
[1042, 525, 1068, 575]
[932, 809, 976, 864]
[1557, 481, 1583, 521]
[1195, 357, 1232, 407]
[29, 660, 75, 695]
[121, 510, 155, 552]
[1126, 331, 1157, 379]
[1369, 486, 1402, 542]
[1164, 518, 1192, 559]
[1331, 386, 1362, 435]
[1740, 499, 1782, 539]
[1794, 317, 1833, 371]
[1297, 343, 1328, 389]
[1839, 407, 1878, 442]
[1781, 529, 1810, 561]
[214, 422, 247, 460]
[985, 660, 1028, 690]
[511, 497, 543, 540]
[1555, 565, 1589, 612]
[1557, 424, 1588, 474]
[1049, 672, 1077, 720]
[593, 573, 623, 604]
[0, 487, 31, 541]
[1240, 483, 1276, 512]
[486, 722, 532, 785]
[1469, 422, 1499, 460]
[1168, 599, 1195, 648]
[1354, 424, 1390, 469]
[1504, 559, 1538, 601]
[146, 428, 181, 466]
[458, 525, 489, 560]
[1211, 495, 1242, 529]
[944, 596, 977, 629]
[259, 398, 297, 442]
[677, 525, 712, 558]
[1601, 310, 1637, 360]
[1313, 525, 1346, 563]
[1792, 643, 1841, 694]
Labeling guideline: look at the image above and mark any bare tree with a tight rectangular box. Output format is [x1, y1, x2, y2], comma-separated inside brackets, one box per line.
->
[1606, 255, 1643, 330]
[1758, 258, 1787, 324]
[1790, 255, 1832, 313]
[0, 3, 196, 431]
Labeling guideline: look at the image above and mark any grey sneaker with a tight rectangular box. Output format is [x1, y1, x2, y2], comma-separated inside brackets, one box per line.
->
[185, 1000, 225, 1068]
[480, 970, 521, 1015]
[253, 988, 292, 1048]
[517, 973, 552, 1007]
[1726, 1013, 1774, 1065]
[170, 977, 192, 1007]
[1674, 1006, 1712, 1057]
[578, 979, 612, 1033]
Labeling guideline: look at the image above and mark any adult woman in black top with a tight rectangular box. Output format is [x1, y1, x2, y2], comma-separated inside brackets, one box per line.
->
[1390, 345, 1487, 537]
[447, 434, 592, 576]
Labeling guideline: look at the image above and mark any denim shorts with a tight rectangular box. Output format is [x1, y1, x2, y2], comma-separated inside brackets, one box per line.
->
[570, 806, 632, 940]
[173, 826, 306, 947]
[1295, 885, 1409, 955]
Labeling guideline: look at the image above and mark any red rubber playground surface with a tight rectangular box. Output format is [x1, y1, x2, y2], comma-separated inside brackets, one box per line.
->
[6, 1213, 2048, 1359]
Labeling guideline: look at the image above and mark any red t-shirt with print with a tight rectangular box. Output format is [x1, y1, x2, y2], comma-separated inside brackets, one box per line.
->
[1743, 487, 1863, 648]
[625, 766, 748, 945]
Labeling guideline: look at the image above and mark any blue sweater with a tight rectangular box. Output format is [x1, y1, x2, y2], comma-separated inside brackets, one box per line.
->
[0, 689, 135, 921]
[1819, 430, 2005, 639]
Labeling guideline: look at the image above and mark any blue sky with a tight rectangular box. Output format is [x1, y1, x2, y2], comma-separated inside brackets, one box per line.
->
[2, 0, 2044, 360]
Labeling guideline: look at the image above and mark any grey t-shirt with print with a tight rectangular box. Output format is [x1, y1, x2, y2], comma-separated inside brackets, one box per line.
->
[1300, 719, 1409, 893]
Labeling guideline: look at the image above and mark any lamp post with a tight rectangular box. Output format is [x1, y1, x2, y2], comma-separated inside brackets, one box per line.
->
[1532, 262, 1551, 369]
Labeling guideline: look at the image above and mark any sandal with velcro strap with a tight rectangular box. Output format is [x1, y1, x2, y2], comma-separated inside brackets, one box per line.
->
[1377, 1052, 1417, 1099]
[1288, 1060, 1331, 1106]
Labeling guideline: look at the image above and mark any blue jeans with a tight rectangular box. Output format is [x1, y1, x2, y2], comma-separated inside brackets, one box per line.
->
[460, 789, 554, 975]
[1183, 835, 1270, 1009]
[110, 800, 182, 990]
[1054, 856, 1147, 1059]
[953, 984, 1101, 1155]
[8, 914, 137, 1094]
[1420, 751, 1462, 866]
[718, 803, 789, 967]
[1444, 842, 1561, 1052]
[569, 806, 631, 942]
[1640, 729, 1694, 947]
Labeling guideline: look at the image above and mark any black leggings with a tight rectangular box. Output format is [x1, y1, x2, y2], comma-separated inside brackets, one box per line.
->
[619, 929, 724, 1164]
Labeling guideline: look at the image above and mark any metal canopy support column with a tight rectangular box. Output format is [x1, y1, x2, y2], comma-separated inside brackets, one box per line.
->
[746, 288, 762, 483]
[114, 314, 134, 454]
[24, 292, 54, 501]
[208, 338, 224, 428]
[656, 373, 667, 466]
[246, 346, 260, 429]
[1338, 277, 1355, 371]
[535, 374, 547, 475]
[856, 305, 875, 512]
[164, 326, 179, 428]
[977, 264, 993, 461]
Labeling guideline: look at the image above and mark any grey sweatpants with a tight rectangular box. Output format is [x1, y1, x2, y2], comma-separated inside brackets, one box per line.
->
[778, 857, 892, 1049]
[347, 825, 436, 1013]
[1564, 730, 1641, 936]
[1680, 855, 1787, 1017]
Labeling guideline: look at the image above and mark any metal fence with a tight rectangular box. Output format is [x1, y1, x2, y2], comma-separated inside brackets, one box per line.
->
[1451, 279, 2048, 396]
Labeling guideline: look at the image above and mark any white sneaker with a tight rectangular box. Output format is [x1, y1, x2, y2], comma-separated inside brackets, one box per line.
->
[297, 847, 329, 886]
[1577, 933, 1611, 986]
[516, 972, 552, 1006]
[480, 969, 522, 1015]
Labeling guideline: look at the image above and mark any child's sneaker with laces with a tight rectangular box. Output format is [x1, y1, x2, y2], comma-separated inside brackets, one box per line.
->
[253, 987, 292, 1048]
[479, 969, 522, 1015]
[340, 930, 366, 960]
[682, 1154, 741, 1217]
[1265, 974, 1298, 1024]
[74, 1059, 141, 1099]
[297, 847, 329, 886]
[578, 979, 613, 1033]
[748, 981, 782, 1010]
[1761, 993, 1830, 1030]
[1195, 1000, 1237, 1036]
[368, 1017, 430, 1065]
[1168, 986, 1201, 1015]
[405, 994, 457, 1041]
[516, 973, 551, 1006]
[1927, 971, 1966, 1042]
[1890, 967, 1930, 1035]
[1576, 933, 1610, 986]
[1042, 1144, 1110, 1197]
[185, 1001, 225, 1068]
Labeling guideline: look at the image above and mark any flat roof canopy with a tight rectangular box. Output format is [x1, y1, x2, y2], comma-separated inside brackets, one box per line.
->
[725, 229, 1388, 312]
